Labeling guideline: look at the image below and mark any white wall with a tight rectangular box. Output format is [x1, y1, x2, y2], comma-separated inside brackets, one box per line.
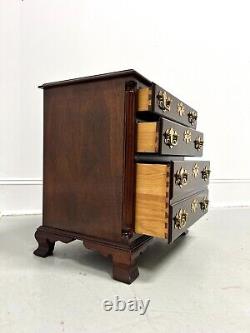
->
[1, 0, 250, 214]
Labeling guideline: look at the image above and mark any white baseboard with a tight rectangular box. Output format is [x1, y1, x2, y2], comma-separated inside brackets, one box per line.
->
[0, 179, 249, 216]
[0, 180, 42, 216]
[209, 179, 250, 208]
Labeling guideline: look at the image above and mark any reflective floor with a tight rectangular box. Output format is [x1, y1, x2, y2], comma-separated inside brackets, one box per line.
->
[0, 208, 250, 333]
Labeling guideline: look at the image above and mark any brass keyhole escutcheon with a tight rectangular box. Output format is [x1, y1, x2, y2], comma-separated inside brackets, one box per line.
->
[192, 163, 199, 178]
[177, 102, 185, 116]
[174, 209, 188, 230]
[163, 128, 179, 148]
[191, 199, 199, 213]
[184, 130, 192, 143]
[175, 167, 188, 188]
[157, 90, 171, 112]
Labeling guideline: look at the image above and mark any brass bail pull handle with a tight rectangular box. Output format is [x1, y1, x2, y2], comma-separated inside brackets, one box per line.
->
[200, 197, 209, 211]
[175, 167, 189, 188]
[157, 90, 171, 112]
[194, 136, 204, 151]
[163, 128, 179, 148]
[201, 166, 211, 181]
[174, 209, 188, 230]
[188, 111, 198, 125]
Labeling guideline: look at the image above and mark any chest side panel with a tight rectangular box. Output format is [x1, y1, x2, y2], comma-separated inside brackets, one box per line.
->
[43, 79, 126, 241]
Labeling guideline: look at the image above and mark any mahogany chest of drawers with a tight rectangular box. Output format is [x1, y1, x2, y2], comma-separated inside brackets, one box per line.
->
[34, 70, 210, 284]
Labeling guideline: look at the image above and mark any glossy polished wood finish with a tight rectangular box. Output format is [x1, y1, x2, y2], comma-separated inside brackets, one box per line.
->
[34, 69, 209, 284]
[43, 79, 128, 241]
[170, 189, 209, 242]
[34, 226, 152, 284]
[171, 160, 210, 201]
[39, 69, 152, 89]
[35, 70, 155, 284]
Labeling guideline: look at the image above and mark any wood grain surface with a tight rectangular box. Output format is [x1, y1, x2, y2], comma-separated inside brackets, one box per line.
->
[137, 87, 151, 111]
[136, 122, 159, 153]
[43, 78, 127, 241]
[135, 163, 170, 238]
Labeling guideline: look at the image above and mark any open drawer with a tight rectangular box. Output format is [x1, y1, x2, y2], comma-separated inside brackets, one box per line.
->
[135, 163, 209, 240]
[136, 118, 204, 156]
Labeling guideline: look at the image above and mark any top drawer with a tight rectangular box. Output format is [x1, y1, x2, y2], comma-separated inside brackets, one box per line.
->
[137, 84, 198, 129]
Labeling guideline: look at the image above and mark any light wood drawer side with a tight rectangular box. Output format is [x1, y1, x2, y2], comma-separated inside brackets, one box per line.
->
[137, 87, 151, 111]
[135, 163, 170, 238]
[136, 122, 159, 153]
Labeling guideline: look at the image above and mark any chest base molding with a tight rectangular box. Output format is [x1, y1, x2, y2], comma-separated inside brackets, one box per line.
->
[34, 225, 188, 284]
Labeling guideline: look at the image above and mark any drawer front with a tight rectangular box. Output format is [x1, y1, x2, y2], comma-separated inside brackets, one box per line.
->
[137, 84, 198, 129]
[171, 160, 210, 201]
[137, 118, 204, 157]
[135, 163, 209, 240]
[170, 189, 209, 242]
